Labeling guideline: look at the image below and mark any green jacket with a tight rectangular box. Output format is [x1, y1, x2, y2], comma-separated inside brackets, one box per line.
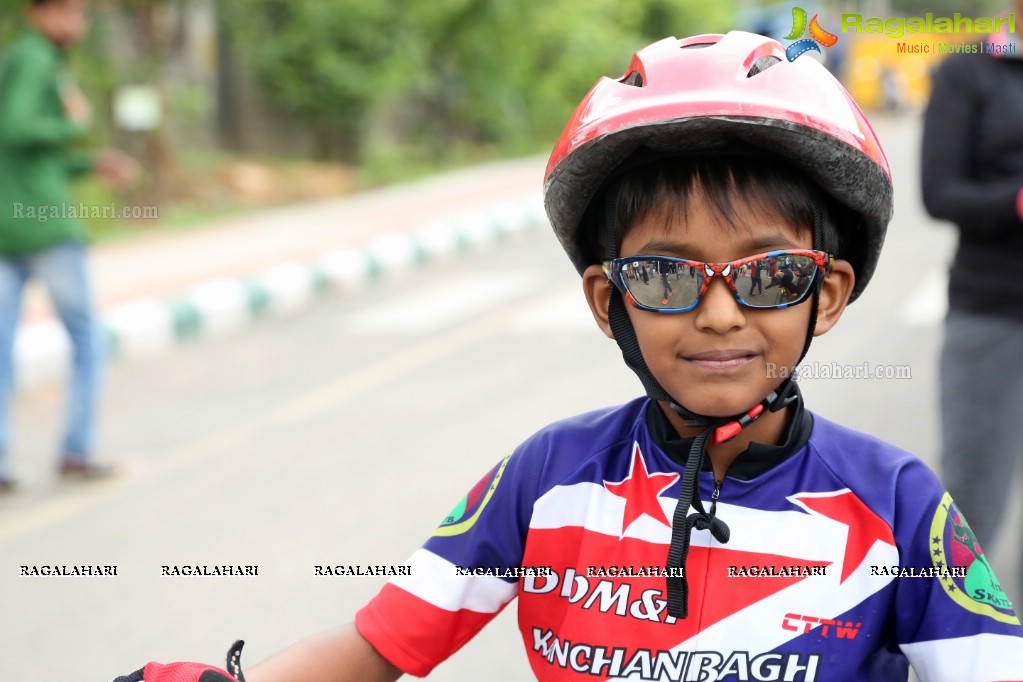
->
[0, 27, 92, 256]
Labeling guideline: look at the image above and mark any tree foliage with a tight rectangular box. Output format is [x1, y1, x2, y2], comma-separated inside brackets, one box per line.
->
[222, 0, 737, 163]
[2, 0, 736, 167]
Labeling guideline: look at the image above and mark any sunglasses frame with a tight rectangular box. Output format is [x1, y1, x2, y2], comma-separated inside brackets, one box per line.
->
[602, 249, 834, 313]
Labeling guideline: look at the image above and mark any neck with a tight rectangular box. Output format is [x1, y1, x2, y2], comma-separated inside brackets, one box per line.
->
[657, 400, 792, 480]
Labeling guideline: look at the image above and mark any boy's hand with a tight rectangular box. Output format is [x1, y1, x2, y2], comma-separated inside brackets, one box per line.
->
[111, 641, 246, 682]
[61, 81, 92, 127]
[94, 148, 141, 187]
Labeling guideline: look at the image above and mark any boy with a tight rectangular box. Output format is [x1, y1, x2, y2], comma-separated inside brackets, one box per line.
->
[0, 0, 136, 490]
[113, 32, 1023, 682]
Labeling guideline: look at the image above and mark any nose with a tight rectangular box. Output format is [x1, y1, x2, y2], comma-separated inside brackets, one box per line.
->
[693, 276, 745, 333]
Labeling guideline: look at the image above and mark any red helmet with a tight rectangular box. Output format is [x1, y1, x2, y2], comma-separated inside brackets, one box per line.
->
[543, 31, 892, 301]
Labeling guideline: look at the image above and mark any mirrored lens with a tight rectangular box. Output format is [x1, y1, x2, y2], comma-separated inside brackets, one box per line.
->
[739, 254, 818, 308]
[619, 259, 702, 310]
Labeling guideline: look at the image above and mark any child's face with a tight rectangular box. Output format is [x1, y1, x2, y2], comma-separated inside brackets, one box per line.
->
[587, 187, 852, 419]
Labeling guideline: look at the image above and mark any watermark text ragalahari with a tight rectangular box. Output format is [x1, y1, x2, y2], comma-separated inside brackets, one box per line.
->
[767, 361, 912, 381]
[12, 201, 159, 222]
[21, 564, 118, 576]
[315, 565, 412, 576]
[456, 565, 552, 578]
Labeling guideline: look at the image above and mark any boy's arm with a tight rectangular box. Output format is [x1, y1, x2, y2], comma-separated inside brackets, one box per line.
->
[245, 624, 402, 682]
[112, 627, 402, 682]
[65, 150, 95, 177]
[0, 44, 85, 150]
[892, 462, 1023, 680]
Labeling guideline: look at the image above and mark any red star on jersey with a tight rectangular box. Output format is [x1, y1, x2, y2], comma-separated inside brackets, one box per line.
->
[603, 443, 679, 537]
[792, 489, 896, 583]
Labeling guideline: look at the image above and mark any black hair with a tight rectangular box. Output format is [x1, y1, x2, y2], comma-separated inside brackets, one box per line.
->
[591, 151, 856, 263]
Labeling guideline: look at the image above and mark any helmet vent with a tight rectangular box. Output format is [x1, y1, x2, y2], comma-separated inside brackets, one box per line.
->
[747, 55, 781, 77]
[621, 70, 644, 87]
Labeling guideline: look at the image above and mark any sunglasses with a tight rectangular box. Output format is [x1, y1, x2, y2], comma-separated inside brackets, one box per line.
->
[602, 249, 833, 313]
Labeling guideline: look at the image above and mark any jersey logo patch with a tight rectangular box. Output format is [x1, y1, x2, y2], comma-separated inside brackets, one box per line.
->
[435, 455, 510, 536]
[931, 491, 1019, 624]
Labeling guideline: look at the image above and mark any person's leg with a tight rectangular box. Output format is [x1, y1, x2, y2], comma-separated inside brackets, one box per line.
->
[939, 309, 1023, 594]
[0, 256, 28, 487]
[31, 242, 105, 468]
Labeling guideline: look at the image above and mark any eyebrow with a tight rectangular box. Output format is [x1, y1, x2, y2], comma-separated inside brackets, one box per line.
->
[636, 232, 804, 257]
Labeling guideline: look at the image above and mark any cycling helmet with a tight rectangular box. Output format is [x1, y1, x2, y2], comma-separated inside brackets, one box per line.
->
[544, 31, 892, 302]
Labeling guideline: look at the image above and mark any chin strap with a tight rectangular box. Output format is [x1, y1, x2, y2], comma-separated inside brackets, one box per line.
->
[663, 381, 798, 618]
[669, 376, 800, 445]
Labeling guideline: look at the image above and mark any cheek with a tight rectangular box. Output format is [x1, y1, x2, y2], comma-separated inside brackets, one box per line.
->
[627, 310, 702, 372]
[623, 308, 671, 355]
[756, 307, 813, 361]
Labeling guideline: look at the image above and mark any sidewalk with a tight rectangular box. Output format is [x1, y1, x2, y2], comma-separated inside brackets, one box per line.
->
[15, 156, 548, 388]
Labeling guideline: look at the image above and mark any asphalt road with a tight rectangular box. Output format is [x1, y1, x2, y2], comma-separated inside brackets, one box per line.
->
[1, 113, 1018, 680]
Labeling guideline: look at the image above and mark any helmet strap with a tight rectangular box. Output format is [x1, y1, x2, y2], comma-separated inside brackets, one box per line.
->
[798, 203, 826, 365]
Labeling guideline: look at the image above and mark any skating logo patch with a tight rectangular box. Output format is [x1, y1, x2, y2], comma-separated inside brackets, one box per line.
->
[435, 454, 510, 536]
[930, 492, 1019, 624]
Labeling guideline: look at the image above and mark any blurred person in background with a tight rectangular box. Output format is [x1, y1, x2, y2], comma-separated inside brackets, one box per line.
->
[921, 5, 1023, 604]
[0, 0, 137, 492]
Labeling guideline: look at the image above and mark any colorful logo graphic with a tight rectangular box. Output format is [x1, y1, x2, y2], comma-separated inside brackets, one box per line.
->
[930, 492, 1018, 624]
[784, 7, 839, 61]
[434, 454, 510, 536]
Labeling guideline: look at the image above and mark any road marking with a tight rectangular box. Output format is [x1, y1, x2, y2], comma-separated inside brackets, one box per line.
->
[900, 269, 947, 327]
[340, 272, 541, 335]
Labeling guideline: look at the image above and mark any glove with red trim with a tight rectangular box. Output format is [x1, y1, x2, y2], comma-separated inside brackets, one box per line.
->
[111, 640, 246, 682]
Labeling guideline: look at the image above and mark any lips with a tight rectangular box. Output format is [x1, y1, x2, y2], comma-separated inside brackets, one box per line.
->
[682, 349, 758, 370]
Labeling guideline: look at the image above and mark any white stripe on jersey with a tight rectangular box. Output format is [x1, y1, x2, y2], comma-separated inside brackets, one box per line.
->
[902, 633, 1023, 681]
[392, 548, 518, 614]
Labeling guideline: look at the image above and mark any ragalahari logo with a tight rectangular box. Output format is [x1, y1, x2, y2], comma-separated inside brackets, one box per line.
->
[784, 7, 839, 61]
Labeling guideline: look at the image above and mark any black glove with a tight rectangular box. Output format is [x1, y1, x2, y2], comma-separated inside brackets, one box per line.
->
[111, 640, 246, 682]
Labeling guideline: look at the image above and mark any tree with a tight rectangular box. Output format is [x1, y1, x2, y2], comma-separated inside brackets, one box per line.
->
[221, 0, 737, 164]
[223, 0, 418, 161]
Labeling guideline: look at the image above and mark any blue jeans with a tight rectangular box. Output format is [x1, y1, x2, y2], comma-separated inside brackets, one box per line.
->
[0, 241, 102, 477]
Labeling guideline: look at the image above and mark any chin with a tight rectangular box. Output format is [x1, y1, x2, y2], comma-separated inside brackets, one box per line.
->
[670, 393, 766, 420]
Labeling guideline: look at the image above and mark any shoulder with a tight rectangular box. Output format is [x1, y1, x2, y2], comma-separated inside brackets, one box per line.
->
[510, 398, 650, 491]
[521, 398, 648, 450]
[806, 413, 913, 460]
[806, 413, 932, 480]
[1, 29, 58, 73]
[803, 413, 944, 521]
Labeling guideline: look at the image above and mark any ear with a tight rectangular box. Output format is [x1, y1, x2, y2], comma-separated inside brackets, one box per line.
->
[582, 264, 615, 339]
[813, 258, 855, 336]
